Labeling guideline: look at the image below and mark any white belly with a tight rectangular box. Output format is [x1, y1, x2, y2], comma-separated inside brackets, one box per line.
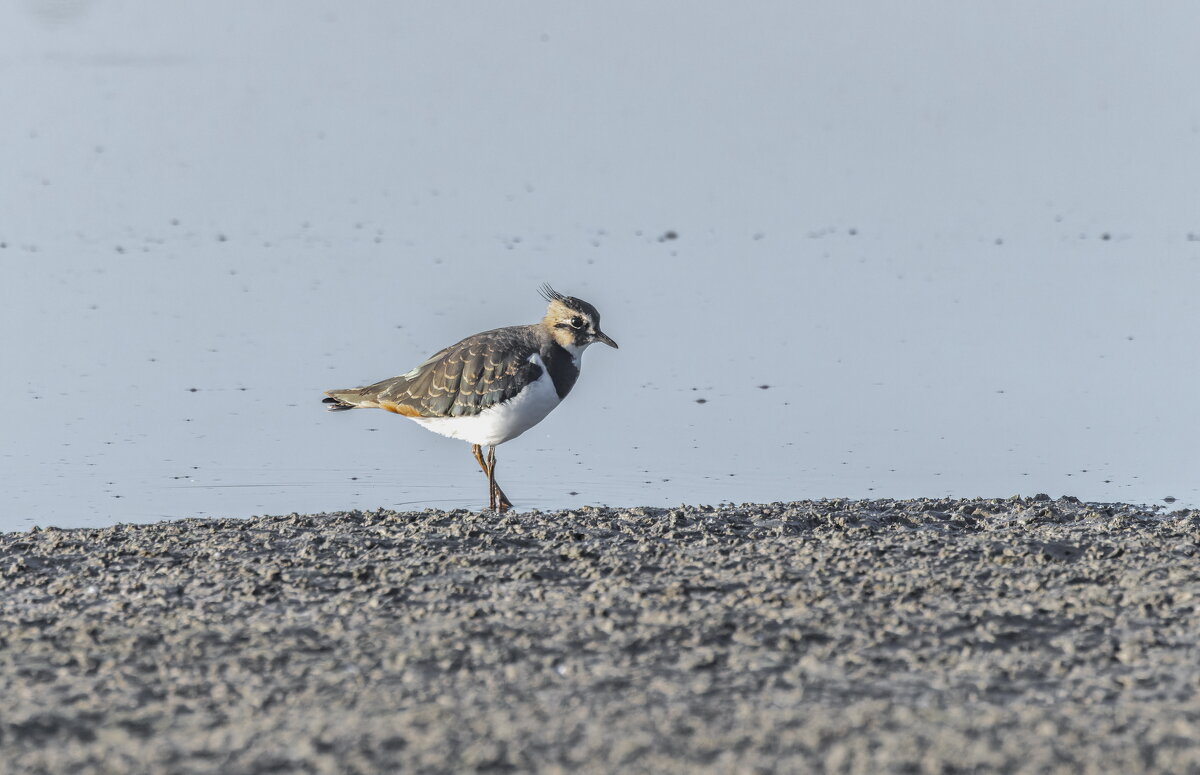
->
[409, 357, 563, 447]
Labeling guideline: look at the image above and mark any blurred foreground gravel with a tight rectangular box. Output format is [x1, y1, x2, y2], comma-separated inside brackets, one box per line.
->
[3, 497, 1200, 774]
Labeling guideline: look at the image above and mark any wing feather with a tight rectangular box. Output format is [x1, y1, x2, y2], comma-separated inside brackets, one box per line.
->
[356, 326, 541, 418]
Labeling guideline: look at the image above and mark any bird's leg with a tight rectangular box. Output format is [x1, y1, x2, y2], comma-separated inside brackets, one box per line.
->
[471, 444, 512, 513]
[487, 445, 513, 513]
[471, 444, 488, 475]
[472, 444, 495, 512]
[486, 445, 500, 513]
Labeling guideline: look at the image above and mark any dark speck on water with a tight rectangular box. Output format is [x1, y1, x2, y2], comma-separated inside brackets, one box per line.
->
[695, 398, 707, 404]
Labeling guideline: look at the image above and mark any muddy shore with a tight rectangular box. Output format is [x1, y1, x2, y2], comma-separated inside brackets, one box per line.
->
[3, 497, 1200, 773]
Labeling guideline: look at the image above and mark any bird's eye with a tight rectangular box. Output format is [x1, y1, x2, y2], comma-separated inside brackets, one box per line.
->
[570, 316, 584, 329]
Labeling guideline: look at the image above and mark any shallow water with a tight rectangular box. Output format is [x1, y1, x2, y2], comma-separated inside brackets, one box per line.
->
[2, 2, 1198, 531]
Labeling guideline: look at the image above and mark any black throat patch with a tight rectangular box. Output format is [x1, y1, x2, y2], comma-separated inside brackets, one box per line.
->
[542, 342, 581, 399]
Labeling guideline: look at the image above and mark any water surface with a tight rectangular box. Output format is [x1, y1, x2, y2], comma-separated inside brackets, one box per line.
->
[2, 2, 1197, 530]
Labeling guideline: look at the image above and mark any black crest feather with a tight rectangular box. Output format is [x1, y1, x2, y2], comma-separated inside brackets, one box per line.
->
[538, 283, 568, 303]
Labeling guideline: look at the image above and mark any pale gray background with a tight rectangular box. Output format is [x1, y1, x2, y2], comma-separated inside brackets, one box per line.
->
[2, 1, 1198, 531]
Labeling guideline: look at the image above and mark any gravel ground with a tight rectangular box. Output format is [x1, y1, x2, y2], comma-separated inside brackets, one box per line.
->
[3, 496, 1200, 774]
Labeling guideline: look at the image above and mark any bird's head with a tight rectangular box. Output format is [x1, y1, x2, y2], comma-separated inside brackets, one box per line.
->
[539, 284, 618, 354]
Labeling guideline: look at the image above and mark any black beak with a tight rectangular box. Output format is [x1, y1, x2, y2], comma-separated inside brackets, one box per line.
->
[594, 330, 618, 349]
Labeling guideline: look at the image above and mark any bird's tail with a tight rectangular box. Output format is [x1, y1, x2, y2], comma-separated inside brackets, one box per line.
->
[322, 389, 366, 411]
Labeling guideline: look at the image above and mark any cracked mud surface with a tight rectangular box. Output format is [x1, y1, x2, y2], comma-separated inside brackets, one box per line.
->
[3, 497, 1200, 773]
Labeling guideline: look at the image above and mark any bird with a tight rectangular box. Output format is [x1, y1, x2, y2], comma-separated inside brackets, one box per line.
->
[322, 284, 617, 513]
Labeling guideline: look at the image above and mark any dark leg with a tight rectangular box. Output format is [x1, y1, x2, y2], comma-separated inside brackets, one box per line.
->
[472, 444, 495, 511]
[487, 445, 513, 513]
[472, 444, 512, 512]
[471, 444, 488, 475]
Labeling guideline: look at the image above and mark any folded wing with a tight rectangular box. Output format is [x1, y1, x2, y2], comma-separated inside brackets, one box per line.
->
[326, 326, 542, 418]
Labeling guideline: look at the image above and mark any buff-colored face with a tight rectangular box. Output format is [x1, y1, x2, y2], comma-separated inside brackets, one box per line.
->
[543, 297, 618, 352]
